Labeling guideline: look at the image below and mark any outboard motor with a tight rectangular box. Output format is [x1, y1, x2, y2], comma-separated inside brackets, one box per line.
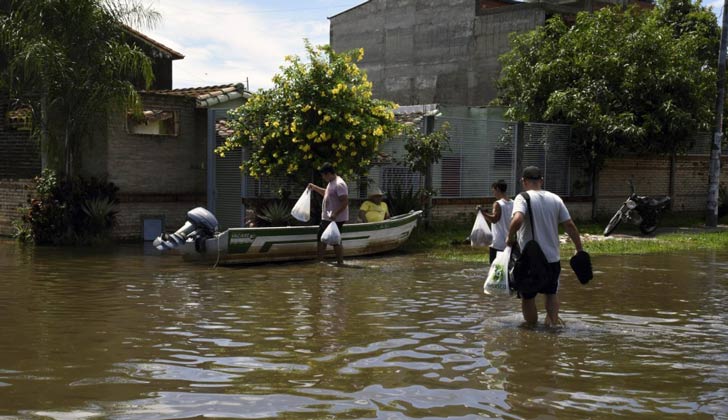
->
[153, 207, 219, 251]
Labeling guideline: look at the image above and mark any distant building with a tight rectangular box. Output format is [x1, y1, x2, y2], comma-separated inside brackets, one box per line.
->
[329, 0, 651, 106]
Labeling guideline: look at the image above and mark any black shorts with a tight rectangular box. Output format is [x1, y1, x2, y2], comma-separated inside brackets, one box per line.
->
[520, 261, 561, 300]
[317, 220, 345, 242]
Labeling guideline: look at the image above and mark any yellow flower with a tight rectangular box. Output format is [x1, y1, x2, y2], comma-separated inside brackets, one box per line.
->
[351, 151, 357, 157]
[373, 126, 384, 136]
[260, 159, 267, 164]
[301, 144, 311, 152]
[357, 48, 364, 61]
[290, 121, 297, 132]
[301, 104, 311, 112]
[307, 131, 318, 140]
[323, 115, 331, 122]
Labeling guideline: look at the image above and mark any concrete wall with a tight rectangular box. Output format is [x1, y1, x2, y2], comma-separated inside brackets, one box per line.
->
[330, 0, 545, 106]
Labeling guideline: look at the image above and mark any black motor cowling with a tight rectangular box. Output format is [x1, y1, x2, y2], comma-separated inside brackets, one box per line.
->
[153, 207, 219, 251]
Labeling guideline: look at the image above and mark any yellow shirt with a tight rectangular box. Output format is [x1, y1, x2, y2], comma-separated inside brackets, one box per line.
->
[360, 200, 389, 222]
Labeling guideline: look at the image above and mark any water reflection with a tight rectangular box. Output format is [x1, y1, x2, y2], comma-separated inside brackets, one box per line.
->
[0, 239, 726, 419]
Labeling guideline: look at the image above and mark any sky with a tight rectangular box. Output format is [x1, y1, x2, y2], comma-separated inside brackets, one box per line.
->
[143, 0, 725, 91]
[144, 0, 364, 91]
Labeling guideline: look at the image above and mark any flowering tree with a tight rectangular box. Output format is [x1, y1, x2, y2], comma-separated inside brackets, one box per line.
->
[217, 42, 401, 180]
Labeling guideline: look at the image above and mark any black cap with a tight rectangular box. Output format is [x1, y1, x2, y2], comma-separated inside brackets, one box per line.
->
[318, 162, 335, 174]
[522, 166, 542, 180]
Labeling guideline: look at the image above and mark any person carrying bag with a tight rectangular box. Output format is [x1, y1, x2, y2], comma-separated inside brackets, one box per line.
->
[506, 166, 585, 327]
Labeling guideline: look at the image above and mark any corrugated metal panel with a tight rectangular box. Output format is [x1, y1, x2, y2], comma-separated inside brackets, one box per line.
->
[431, 117, 519, 198]
[215, 133, 243, 230]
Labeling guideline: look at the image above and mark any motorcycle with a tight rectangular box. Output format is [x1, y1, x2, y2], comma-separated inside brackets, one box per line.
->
[603, 181, 671, 236]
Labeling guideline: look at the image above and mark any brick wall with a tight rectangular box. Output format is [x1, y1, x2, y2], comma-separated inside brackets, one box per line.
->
[115, 199, 205, 240]
[0, 179, 32, 237]
[427, 153, 728, 223]
[106, 93, 207, 239]
[430, 197, 593, 224]
[596, 155, 728, 216]
[0, 97, 41, 179]
[107, 93, 205, 195]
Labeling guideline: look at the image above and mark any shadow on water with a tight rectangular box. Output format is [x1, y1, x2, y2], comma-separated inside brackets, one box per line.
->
[0, 238, 726, 419]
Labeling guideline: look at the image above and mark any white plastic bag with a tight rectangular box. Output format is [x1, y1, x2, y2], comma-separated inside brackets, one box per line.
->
[291, 188, 311, 222]
[320, 222, 341, 245]
[470, 211, 493, 247]
[484, 246, 511, 295]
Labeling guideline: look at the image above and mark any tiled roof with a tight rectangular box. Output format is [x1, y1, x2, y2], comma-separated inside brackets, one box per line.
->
[216, 120, 234, 138]
[143, 83, 251, 108]
[394, 104, 440, 124]
[5, 107, 33, 130]
[122, 25, 184, 60]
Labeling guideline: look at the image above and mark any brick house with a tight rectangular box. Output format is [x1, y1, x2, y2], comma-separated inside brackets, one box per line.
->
[0, 28, 250, 238]
[329, 0, 651, 107]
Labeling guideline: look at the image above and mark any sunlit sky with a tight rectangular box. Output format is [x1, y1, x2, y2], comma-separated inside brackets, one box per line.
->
[144, 0, 724, 91]
[144, 0, 363, 90]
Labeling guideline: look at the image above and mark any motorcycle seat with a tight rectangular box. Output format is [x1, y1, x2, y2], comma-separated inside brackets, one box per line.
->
[648, 196, 671, 207]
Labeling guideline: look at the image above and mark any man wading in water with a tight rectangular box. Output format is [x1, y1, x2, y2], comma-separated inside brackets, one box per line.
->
[507, 166, 584, 327]
[309, 162, 349, 265]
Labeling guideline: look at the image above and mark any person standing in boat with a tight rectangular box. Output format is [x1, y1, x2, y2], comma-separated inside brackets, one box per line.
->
[308, 162, 349, 265]
[479, 180, 513, 265]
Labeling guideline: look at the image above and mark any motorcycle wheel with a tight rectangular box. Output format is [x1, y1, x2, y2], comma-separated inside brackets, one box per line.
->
[604, 208, 624, 236]
[639, 223, 658, 235]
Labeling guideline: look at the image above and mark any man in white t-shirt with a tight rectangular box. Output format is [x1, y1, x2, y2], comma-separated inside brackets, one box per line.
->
[507, 166, 583, 327]
[308, 162, 349, 265]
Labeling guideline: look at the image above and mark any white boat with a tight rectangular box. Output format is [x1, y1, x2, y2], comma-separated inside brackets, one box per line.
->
[156, 208, 422, 265]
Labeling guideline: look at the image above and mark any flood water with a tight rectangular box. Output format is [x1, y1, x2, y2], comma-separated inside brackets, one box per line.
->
[0, 239, 727, 419]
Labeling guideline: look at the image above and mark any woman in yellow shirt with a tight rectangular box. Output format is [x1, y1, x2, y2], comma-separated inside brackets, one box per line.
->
[359, 188, 390, 222]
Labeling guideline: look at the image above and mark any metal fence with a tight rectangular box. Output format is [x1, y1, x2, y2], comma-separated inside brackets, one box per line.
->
[364, 117, 580, 199]
[233, 116, 582, 203]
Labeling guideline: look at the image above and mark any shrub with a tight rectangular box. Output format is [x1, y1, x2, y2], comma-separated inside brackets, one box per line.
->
[256, 200, 293, 227]
[15, 169, 119, 245]
[387, 184, 423, 216]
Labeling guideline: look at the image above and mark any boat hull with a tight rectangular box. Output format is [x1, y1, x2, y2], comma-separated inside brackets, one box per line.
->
[179, 211, 422, 265]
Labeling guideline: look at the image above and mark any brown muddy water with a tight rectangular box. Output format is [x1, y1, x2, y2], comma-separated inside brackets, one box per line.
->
[0, 239, 727, 420]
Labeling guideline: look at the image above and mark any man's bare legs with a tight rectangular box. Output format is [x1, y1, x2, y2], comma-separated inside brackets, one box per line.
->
[521, 298, 538, 325]
[333, 244, 343, 265]
[318, 242, 344, 265]
[544, 294, 560, 327]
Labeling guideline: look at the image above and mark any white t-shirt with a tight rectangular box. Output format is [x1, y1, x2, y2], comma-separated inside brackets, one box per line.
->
[491, 198, 513, 251]
[511, 190, 571, 263]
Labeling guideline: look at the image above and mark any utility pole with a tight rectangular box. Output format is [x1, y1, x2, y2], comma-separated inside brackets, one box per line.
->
[707, 4, 728, 227]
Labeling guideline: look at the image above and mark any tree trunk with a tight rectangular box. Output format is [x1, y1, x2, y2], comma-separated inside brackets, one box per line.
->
[668, 150, 676, 210]
[591, 164, 600, 221]
[39, 92, 49, 170]
[707, 0, 728, 227]
[423, 115, 435, 229]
